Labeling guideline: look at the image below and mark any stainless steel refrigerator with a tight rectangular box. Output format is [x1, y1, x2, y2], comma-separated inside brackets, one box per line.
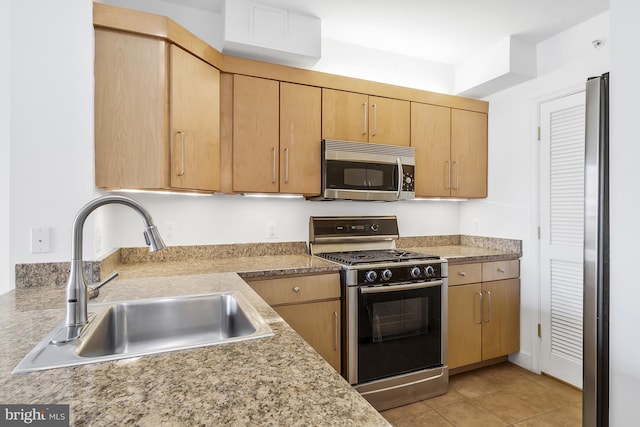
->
[584, 72, 610, 427]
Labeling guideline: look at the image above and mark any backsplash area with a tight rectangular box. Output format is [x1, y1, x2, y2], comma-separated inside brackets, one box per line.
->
[14, 236, 521, 289]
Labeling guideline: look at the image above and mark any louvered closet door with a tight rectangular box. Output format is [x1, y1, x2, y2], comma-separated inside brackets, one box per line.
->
[539, 91, 585, 389]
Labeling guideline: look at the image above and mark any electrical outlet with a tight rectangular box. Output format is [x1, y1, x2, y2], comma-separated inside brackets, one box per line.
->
[267, 221, 278, 240]
[164, 222, 176, 242]
[31, 227, 51, 253]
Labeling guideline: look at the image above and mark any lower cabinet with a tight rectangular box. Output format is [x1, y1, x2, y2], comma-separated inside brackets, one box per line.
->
[246, 273, 341, 372]
[448, 260, 520, 370]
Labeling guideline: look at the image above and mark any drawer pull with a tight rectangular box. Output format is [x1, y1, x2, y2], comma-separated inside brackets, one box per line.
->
[498, 268, 506, 273]
[293, 286, 300, 293]
[458, 272, 466, 277]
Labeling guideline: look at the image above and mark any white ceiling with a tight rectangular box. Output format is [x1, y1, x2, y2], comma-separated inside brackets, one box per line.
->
[167, 0, 609, 65]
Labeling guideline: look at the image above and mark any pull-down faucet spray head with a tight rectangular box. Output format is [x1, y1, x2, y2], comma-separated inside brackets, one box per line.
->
[55, 195, 165, 343]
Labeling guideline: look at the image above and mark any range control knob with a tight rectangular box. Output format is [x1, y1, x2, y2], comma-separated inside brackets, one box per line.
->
[365, 270, 378, 283]
[424, 265, 435, 277]
[410, 266, 421, 278]
[381, 269, 393, 281]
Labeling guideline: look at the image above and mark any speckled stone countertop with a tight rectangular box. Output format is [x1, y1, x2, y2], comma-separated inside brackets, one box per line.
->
[405, 245, 521, 264]
[0, 272, 388, 426]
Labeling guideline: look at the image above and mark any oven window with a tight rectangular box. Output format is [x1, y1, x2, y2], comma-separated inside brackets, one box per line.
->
[358, 285, 442, 383]
[326, 160, 398, 191]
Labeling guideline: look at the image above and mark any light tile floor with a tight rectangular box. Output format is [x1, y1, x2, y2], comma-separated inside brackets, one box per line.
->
[380, 362, 582, 426]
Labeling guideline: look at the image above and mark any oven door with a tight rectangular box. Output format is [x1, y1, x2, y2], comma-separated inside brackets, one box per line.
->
[357, 281, 443, 384]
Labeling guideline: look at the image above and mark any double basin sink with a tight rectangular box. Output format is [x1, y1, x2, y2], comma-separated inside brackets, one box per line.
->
[14, 291, 274, 373]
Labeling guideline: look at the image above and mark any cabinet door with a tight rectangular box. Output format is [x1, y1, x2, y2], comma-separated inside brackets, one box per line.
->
[233, 75, 280, 193]
[170, 45, 220, 191]
[481, 278, 520, 360]
[448, 283, 482, 369]
[369, 96, 410, 146]
[411, 103, 451, 197]
[280, 83, 322, 195]
[322, 89, 369, 142]
[95, 29, 169, 190]
[275, 300, 341, 372]
[451, 109, 488, 198]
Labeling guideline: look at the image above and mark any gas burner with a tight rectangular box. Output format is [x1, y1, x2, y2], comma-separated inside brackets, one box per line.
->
[318, 249, 439, 266]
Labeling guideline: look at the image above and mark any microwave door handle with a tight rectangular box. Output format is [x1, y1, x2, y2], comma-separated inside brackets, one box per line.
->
[396, 157, 403, 199]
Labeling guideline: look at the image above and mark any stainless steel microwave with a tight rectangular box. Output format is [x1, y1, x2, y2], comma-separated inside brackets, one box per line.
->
[315, 140, 415, 201]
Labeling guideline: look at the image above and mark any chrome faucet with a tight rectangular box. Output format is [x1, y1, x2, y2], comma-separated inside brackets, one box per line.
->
[54, 195, 166, 343]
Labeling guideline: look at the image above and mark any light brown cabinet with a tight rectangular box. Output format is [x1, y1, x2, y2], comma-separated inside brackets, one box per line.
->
[411, 104, 487, 198]
[448, 260, 520, 370]
[232, 75, 321, 195]
[247, 274, 341, 372]
[95, 29, 220, 192]
[322, 88, 410, 146]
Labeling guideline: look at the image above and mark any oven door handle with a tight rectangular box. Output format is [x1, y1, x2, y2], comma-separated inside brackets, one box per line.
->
[360, 280, 444, 294]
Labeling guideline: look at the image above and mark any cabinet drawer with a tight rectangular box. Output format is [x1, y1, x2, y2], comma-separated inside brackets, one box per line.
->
[248, 274, 340, 306]
[448, 263, 482, 286]
[482, 260, 520, 282]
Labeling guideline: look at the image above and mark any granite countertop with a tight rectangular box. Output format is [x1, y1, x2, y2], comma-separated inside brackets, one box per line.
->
[0, 271, 388, 426]
[406, 245, 522, 264]
[1, 240, 521, 425]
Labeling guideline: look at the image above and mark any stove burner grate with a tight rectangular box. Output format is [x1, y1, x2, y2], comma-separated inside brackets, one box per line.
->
[318, 249, 439, 266]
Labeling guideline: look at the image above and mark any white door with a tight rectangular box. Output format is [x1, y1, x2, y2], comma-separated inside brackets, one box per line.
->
[539, 91, 585, 388]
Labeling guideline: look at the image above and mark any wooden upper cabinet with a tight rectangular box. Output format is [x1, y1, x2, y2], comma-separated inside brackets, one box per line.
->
[368, 96, 410, 146]
[170, 44, 220, 191]
[94, 28, 221, 192]
[322, 89, 409, 146]
[411, 104, 488, 198]
[411, 103, 451, 197]
[232, 75, 280, 193]
[451, 109, 488, 198]
[280, 82, 322, 195]
[231, 76, 322, 195]
[322, 89, 369, 142]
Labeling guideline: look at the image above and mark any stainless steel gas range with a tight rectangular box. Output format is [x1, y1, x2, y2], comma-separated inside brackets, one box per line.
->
[309, 216, 448, 411]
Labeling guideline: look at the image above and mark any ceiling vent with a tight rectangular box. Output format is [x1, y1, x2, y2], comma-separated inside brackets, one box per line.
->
[223, 0, 321, 67]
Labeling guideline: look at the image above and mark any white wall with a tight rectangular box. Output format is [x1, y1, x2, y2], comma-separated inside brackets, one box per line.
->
[459, 12, 609, 372]
[4, 0, 97, 295]
[1, 0, 11, 295]
[313, 38, 454, 94]
[107, 193, 460, 249]
[609, 0, 640, 423]
[97, 0, 223, 50]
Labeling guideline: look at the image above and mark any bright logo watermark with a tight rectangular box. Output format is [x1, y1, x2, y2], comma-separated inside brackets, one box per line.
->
[1, 405, 69, 426]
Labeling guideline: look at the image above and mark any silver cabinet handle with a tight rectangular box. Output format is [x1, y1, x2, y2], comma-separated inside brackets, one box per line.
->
[271, 147, 276, 183]
[372, 103, 377, 136]
[498, 268, 506, 273]
[476, 291, 483, 324]
[333, 311, 339, 351]
[485, 290, 491, 323]
[284, 147, 289, 184]
[458, 271, 466, 277]
[362, 101, 368, 135]
[396, 157, 403, 199]
[446, 160, 451, 190]
[453, 160, 459, 189]
[177, 131, 185, 176]
[293, 286, 300, 292]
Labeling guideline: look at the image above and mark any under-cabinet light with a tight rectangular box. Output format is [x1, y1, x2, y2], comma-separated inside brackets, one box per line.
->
[112, 189, 214, 197]
[409, 197, 468, 202]
[242, 193, 305, 199]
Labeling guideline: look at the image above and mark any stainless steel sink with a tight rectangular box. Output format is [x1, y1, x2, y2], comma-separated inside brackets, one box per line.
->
[14, 291, 273, 373]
